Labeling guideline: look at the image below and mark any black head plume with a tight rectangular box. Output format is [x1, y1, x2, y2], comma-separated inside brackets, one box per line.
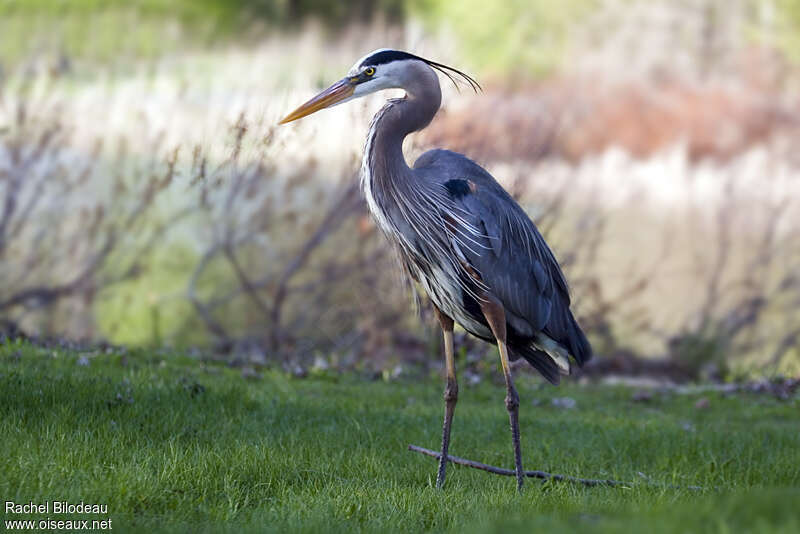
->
[359, 49, 482, 93]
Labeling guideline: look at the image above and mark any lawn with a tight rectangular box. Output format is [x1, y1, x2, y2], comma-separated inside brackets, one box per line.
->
[1, 340, 798, 533]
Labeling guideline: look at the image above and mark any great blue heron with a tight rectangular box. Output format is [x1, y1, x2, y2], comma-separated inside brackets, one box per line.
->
[279, 49, 592, 491]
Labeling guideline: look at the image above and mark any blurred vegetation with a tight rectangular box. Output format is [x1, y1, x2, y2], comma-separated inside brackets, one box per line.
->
[0, 0, 406, 26]
[1, 0, 799, 377]
[95, 245, 204, 347]
[0, 0, 405, 65]
[3, 1, 800, 77]
[772, 0, 800, 62]
[410, 0, 597, 79]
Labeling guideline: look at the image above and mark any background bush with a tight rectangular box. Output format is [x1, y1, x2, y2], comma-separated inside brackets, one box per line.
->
[1, 0, 799, 379]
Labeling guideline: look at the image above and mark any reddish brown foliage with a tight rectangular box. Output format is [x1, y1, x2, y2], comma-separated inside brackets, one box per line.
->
[423, 79, 799, 163]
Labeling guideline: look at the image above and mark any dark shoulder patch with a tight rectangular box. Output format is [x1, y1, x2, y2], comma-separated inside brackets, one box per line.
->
[444, 179, 472, 199]
[360, 49, 419, 67]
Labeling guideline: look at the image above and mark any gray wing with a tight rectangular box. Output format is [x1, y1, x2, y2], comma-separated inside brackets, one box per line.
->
[456, 178, 568, 336]
[416, 150, 590, 366]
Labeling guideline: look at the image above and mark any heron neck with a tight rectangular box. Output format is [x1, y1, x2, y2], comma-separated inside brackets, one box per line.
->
[363, 91, 440, 197]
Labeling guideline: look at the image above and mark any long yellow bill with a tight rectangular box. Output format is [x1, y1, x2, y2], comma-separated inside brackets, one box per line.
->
[279, 79, 355, 124]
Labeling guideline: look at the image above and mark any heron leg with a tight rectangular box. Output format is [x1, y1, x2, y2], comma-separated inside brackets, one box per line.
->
[480, 295, 524, 492]
[434, 306, 457, 489]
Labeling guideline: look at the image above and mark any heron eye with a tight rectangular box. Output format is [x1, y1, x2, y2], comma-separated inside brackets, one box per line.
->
[364, 67, 375, 76]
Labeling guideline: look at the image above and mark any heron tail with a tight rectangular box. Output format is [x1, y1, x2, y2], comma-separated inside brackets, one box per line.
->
[512, 310, 592, 386]
[508, 344, 562, 385]
[540, 306, 593, 369]
[561, 312, 592, 367]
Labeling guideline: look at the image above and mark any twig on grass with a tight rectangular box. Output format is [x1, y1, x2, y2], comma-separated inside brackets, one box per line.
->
[409, 444, 626, 487]
[408, 444, 704, 491]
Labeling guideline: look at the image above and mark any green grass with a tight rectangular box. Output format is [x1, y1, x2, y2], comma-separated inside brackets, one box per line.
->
[1, 340, 799, 533]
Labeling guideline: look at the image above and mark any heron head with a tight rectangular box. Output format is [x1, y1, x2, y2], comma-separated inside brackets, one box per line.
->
[279, 49, 479, 124]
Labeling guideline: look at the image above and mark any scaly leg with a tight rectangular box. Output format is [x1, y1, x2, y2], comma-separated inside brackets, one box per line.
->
[498, 339, 524, 491]
[434, 307, 458, 489]
[480, 294, 524, 491]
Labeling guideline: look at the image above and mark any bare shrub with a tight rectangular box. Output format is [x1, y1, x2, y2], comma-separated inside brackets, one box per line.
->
[1, 15, 798, 381]
[668, 150, 800, 377]
[184, 116, 422, 367]
[0, 84, 181, 338]
[496, 145, 800, 379]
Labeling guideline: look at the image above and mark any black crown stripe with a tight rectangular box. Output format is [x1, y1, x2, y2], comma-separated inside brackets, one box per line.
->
[358, 49, 482, 93]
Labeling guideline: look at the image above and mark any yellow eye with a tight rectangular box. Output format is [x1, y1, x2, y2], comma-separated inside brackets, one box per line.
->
[364, 67, 375, 76]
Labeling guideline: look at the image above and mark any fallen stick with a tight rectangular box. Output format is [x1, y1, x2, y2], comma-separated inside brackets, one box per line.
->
[408, 444, 702, 490]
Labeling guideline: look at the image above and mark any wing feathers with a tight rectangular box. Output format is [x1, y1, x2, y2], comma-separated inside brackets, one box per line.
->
[441, 161, 592, 369]
[421, 150, 593, 376]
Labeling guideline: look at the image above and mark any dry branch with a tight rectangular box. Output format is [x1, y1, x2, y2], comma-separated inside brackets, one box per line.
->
[408, 444, 628, 487]
[408, 444, 704, 491]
